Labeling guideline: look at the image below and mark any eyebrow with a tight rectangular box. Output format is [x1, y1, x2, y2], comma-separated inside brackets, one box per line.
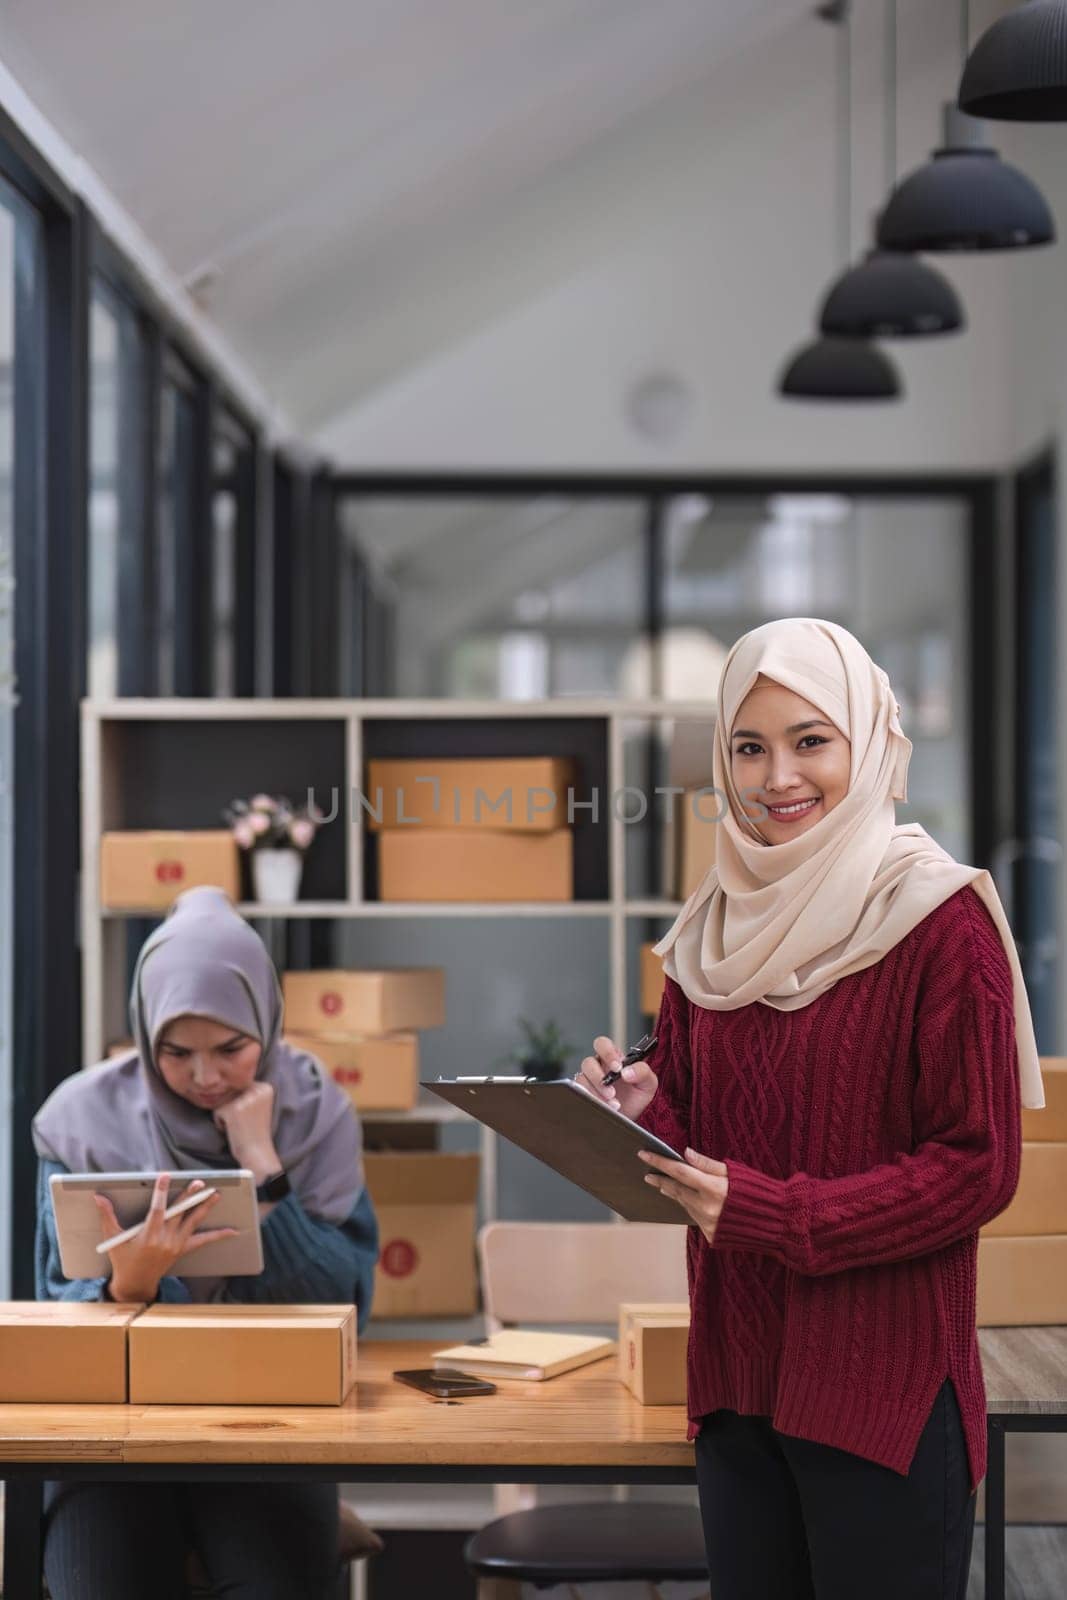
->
[160, 1031, 247, 1048]
[731, 720, 836, 739]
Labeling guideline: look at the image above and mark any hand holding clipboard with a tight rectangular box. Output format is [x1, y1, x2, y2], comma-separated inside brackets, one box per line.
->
[572, 1029, 731, 1239]
[575, 1031, 660, 1120]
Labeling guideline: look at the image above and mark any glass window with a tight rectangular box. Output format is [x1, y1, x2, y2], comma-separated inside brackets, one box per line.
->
[87, 292, 119, 698]
[337, 495, 647, 699]
[88, 281, 149, 697]
[211, 409, 254, 697]
[660, 492, 971, 861]
[157, 355, 197, 696]
[0, 177, 45, 1295]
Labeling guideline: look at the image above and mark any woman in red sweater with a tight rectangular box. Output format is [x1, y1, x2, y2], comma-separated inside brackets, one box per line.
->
[580, 617, 1045, 1600]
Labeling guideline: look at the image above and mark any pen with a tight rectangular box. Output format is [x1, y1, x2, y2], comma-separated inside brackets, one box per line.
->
[599, 1032, 658, 1088]
[95, 1185, 218, 1255]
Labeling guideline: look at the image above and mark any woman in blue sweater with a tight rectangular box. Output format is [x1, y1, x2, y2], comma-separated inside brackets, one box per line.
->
[32, 885, 380, 1600]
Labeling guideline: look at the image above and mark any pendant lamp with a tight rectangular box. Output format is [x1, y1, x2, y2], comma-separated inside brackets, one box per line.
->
[959, 0, 1067, 122]
[819, 0, 965, 338]
[779, 336, 900, 399]
[779, 3, 902, 401]
[878, 2, 1055, 250]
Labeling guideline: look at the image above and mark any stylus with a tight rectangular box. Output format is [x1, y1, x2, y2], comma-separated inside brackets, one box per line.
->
[95, 1185, 218, 1255]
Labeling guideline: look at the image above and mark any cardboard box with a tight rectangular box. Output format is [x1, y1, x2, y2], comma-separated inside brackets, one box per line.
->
[674, 789, 720, 900]
[101, 830, 240, 910]
[977, 1235, 1067, 1325]
[366, 756, 578, 833]
[1022, 1059, 1067, 1141]
[107, 1038, 136, 1059]
[282, 968, 445, 1033]
[363, 1152, 479, 1318]
[128, 1305, 357, 1405]
[285, 1031, 419, 1112]
[640, 944, 665, 1018]
[378, 827, 573, 902]
[618, 1302, 690, 1405]
[0, 1301, 144, 1402]
[980, 1142, 1067, 1236]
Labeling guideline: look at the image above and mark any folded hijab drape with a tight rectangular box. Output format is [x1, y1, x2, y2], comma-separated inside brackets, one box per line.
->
[33, 886, 366, 1217]
[653, 617, 1045, 1110]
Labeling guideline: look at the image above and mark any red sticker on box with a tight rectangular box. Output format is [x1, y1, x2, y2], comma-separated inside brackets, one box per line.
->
[320, 992, 343, 1017]
[155, 860, 185, 883]
[333, 1066, 363, 1086]
[381, 1239, 418, 1278]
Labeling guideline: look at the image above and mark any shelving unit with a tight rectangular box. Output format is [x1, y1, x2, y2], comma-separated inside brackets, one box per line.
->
[80, 696, 717, 1223]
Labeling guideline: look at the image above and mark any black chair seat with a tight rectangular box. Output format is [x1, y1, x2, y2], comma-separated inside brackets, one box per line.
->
[464, 1502, 708, 1584]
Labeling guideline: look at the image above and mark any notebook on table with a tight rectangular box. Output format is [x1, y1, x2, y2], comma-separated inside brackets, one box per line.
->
[432, 1329, 616, 1381]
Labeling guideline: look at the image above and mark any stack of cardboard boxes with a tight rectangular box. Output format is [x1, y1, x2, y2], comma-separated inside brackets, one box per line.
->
[366, 755, 578, 901]
[281, 965, 479, 1319]
[978, 1057, 1067, 1325]
[282, 966, 445, 1116]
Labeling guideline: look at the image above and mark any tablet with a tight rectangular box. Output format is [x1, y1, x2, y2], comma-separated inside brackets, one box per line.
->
[49, 1170, 264, 1279]
[425, 1078, 689, 1223]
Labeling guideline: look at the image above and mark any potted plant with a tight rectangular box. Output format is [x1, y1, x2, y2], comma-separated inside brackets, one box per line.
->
[221, 793, 323, 905]
[497, 1016, 577, 1082]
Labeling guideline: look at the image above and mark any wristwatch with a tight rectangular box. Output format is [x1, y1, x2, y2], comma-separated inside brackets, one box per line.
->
[255, 1169, 291, 1203]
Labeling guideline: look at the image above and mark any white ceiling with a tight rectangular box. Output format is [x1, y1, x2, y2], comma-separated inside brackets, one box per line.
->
[0, 0, 814, 435]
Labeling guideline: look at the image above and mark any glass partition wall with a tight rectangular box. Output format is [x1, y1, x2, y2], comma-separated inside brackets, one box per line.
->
[337, 487, 976, 862]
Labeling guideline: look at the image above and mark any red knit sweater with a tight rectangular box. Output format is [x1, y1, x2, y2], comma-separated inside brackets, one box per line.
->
[637, 883, 1022, 1495]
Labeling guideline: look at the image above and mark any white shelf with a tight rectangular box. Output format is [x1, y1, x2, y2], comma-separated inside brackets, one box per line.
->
[81, 694, 708, 1228]
[103, 900, 617, 919]
[361, 1087, 472, 1124]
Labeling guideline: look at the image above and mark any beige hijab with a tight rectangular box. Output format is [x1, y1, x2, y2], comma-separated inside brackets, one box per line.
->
[653, 617, 1045, 1110]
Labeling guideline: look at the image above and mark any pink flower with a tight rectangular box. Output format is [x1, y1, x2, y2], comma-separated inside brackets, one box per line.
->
[233, 819, 256, 850]
[289, 817, 315, 850]
[249, 812, 271, 836]
[250, 793, 276, 811]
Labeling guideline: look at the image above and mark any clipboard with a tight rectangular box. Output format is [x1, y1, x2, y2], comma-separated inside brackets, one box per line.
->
[424, 1077, 688, 1223]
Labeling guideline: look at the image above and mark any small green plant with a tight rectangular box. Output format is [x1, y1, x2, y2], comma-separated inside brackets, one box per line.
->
[497, 1016, 577, 1081]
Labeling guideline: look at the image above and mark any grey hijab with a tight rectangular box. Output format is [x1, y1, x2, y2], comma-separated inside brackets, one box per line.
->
[33, 887, 364, 1225]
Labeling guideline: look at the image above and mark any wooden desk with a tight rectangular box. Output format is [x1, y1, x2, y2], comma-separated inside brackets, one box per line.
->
[2, 1330, 1064, 1600]
[0, 1340, 694, 1598]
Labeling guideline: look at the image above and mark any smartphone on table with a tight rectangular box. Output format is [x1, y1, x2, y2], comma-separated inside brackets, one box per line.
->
[393, 1368, 497, 1398]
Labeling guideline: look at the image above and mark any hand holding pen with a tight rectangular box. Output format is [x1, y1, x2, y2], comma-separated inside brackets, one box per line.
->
[575, 1031, 660, 1121]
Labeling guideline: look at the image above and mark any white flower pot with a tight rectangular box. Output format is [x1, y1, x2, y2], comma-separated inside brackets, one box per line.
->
[251, 848, 303, 905]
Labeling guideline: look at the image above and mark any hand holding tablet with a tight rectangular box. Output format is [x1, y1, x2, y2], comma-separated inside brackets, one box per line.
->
[93, 1174, 239, 1302]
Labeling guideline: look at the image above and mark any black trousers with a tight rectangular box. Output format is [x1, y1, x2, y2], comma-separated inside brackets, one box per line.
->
[41, 1479, 343, 1600]
[695, 1377, 977, 1600]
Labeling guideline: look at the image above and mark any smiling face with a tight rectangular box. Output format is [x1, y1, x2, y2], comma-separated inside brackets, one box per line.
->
[730, 674, 851, 843]
[155, 1015, 262, 1110]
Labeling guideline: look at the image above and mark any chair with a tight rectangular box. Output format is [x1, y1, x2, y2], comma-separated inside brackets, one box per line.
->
[464, 1221, 709, 1600]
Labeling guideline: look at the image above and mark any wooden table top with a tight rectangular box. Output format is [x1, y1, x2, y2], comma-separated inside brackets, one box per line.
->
[0, 1340, 692, 1468]
[0, 1330, 1062, 1467]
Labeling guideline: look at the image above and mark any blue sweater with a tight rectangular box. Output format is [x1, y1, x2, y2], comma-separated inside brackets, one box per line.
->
[35, 1159, 379, 1334]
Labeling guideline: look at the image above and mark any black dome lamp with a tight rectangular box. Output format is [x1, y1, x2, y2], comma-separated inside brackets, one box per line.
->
[876, 102, 1055, 250]
[877, 0, 1055, 251]
[819, 246, 964, 336]
[779, 336, 901, 400]
[778, 2, 902, 401]
[959, 1, 1067, 122]
[820, 0, 965, 338]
